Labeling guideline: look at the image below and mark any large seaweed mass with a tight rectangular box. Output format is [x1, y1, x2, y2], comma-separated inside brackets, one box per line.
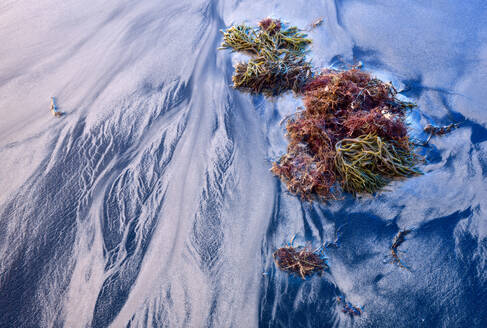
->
[220, 19, 421, 201]
[272, 69, 421, 200]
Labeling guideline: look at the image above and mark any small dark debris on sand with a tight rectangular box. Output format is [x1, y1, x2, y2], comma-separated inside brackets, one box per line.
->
[308, 17, 325, 31]
[422, 122, 460, 145]
[337, 296, 363, 316]
[391, 229, 412, 269]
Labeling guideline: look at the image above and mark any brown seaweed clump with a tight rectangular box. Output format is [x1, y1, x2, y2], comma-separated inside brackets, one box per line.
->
[272, 69, 421, 200]
[219, 18, 312, 96]
[273, 244, 328, 279]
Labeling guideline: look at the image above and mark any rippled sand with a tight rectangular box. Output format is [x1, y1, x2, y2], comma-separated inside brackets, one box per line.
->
[1, 1, 486, 327]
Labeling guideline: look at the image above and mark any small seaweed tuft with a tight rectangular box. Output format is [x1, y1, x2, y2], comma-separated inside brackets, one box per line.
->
[273, 244, 328, 279]
[219, 20, 312, 96]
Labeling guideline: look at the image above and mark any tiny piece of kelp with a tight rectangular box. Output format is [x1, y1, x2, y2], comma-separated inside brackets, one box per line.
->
[391, 229, 412, 269]
[273, 243, 328, 279]
[337, 296, 363, 316]
[307, 17, 325, 31]
[422, 122, 460, 145]
[50, 97, 63, 117]
[219, 18, 312, 96]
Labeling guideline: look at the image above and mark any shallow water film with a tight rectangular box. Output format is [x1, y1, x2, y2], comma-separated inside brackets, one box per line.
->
[1, 1, 487, 327]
